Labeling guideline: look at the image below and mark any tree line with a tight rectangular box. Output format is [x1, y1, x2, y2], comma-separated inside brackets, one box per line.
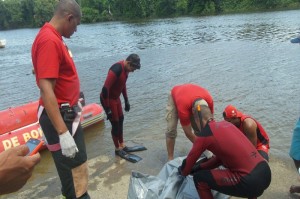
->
[0, 0, 299, 30]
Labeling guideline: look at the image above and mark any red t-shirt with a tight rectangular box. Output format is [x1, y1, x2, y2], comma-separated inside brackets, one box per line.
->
[171, 84, 214, 126]
[32, 23, 80, 107]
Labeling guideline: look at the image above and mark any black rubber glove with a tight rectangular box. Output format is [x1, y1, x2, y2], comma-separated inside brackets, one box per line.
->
[178, 166, 183, 176]
[125, 100, 130, 112]
[105, 108, 112, 120]
[191, 157, 207, 174]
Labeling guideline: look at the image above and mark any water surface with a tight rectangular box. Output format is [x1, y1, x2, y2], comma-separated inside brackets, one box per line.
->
[0, 10, 300, 198]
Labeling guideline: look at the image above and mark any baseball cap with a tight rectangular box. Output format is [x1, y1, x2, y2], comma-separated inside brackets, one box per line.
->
[223, 105, 242, 119]
[126, 53, 141, 69]
[291, 35, 300, 43]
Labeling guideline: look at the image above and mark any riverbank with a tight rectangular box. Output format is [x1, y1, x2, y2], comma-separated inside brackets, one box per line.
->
[1, 131, 300, 199]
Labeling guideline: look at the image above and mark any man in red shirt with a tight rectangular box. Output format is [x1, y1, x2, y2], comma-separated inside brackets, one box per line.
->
[100, 54, 141, 157]
[165, 83, 214, 161]
[179, 105, 271, 199]
[223, 105, 270, 161]
[31, 1, 89, 198]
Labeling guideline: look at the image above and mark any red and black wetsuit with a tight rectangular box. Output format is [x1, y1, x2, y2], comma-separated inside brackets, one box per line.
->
[180, 120, 271, 199]
[239, 114, 270, 161]
[100, 61, 128, 149]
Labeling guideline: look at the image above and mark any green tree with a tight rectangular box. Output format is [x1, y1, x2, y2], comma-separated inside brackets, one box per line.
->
[251, 0, 280, 9]
[155, 0, 177, 17]
[33, 0, 57, 27]
[1, 0, 300, 30]
[81, 7, 100, 23]
[176, 0, 188, 15]
[21, 0, 35, 27]
[0, 1, 9, 29]
[109, 0, 147, 18]
[2, 0, 24, 29]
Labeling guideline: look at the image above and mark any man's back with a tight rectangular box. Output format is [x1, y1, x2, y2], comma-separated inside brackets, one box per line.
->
[208, 121, 265, 172]
[171, 84, 214, 125]
[184, 120, 265, 175]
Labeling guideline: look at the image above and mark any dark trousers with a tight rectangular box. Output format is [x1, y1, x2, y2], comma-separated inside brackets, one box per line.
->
[39, 111, 89, 199]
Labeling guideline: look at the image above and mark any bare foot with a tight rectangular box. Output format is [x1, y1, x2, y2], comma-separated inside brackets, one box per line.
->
[290, 185, 300, 193]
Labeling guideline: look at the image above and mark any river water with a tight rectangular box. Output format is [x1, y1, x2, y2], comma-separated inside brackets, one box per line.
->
[0, 9, 300, 198]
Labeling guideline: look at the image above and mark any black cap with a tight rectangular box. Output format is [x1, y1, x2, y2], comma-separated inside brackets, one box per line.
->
[126, 54, 141, 69]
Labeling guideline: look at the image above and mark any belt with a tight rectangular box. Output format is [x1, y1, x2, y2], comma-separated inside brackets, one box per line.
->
[60, 103, 81, 114]
[38, 101, 83, 152]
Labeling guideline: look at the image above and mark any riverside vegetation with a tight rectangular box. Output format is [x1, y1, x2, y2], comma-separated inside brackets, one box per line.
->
[0, 0, 300, 30]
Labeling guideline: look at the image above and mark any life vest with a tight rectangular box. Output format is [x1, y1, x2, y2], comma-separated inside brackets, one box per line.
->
[239, 114, 270, 152]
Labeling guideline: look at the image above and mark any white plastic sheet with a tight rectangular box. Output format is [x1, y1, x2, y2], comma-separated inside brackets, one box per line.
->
[127, 157, 230, 199]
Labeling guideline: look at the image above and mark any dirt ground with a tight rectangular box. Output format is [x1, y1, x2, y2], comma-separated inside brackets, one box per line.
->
[1, 132, 300, 199]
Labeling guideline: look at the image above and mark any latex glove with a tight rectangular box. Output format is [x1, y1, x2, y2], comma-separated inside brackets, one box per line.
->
[59, 131, 78, 158]
[105, 108, 112, 120]
[125, 100, 130, 112]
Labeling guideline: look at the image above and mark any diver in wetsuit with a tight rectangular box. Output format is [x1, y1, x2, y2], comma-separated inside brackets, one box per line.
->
[100, 54, 141, 157]
[179, 105, 271, 199]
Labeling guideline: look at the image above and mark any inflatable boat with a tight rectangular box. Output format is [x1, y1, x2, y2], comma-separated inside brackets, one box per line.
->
[0, 102, 105, 153]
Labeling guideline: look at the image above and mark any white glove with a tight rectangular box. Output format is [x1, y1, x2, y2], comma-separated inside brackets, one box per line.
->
[59, 131, 78, 158]
[203, 150, 213, 159]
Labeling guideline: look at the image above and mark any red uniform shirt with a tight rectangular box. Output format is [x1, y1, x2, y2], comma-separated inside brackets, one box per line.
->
[32, 23, 80, 107]
[171, 84, 214, 126]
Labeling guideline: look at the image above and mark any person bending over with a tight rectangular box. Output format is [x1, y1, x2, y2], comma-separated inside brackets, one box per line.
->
[179, 105, 271, 199]
[223, 105, 270, 161]
[165, 83, 214, 161]
[100, 54, 141, 157]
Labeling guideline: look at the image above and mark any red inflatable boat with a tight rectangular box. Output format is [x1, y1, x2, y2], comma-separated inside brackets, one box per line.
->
[0, 102, 105, 153]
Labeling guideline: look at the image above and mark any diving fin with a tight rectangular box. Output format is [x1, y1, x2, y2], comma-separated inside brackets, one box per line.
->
[115, 150, 142, 163]
[123, 145, 147, 153]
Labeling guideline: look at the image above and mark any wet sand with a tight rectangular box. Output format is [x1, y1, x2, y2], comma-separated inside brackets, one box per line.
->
[1, 130, 300, 199]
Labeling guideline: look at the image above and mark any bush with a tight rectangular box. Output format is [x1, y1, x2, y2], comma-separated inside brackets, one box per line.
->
[81, 7, 100, 23]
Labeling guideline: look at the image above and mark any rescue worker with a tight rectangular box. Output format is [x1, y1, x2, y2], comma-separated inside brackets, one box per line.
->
[165, 83, 214, 161]
[223, 105, 270, 161]
[179, 105, 271, 199]
[100, 54, 141, 157]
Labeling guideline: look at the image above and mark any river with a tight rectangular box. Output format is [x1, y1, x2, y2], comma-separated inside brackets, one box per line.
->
[0, 9, 300, 198]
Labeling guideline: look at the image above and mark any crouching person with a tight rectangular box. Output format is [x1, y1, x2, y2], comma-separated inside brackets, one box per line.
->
[178, 105, 271, 199]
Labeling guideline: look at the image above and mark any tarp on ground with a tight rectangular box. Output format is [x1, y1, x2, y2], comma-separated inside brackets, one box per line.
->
[127, 157, 230, 199]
